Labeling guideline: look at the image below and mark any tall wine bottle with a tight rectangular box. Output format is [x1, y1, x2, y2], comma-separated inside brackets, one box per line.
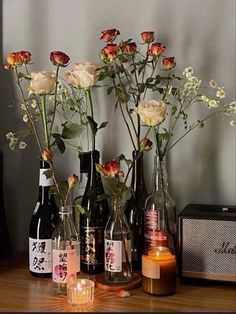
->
[29, 160, 59, 278]
[80, 150, 110, 274]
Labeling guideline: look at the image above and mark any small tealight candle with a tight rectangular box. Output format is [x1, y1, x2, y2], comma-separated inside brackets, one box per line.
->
[67, 279, 95, 306]
[142, 247, 176, 296]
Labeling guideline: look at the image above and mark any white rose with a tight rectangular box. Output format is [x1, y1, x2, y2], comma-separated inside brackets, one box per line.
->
[135, 100, 167, 126]
[28, 71, 56, 95]
[65, 62, 98, 89]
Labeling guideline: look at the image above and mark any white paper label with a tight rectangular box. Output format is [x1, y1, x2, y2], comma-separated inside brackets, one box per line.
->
[104, 239, 131, 272]
[29, 238, 52, 273]
[52, 249, 77, 283]
[39, 169, 54, 187]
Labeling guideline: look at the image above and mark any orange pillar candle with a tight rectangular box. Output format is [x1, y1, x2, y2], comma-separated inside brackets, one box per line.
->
[142, 247, 176, 295]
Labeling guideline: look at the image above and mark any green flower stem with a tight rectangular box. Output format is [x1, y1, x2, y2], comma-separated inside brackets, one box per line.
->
[86, 88, 95, 151]
[40, 94, 50, 149]
[15, 67, 43, 153]
[49, 65, 60, 138]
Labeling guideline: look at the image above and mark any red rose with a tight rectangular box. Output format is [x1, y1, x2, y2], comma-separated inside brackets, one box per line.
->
[162, 57, 176, 69]
[100, 29, 120, 42]
[140, 138, 153, 152]
[121, 42, 137, 55]
[68, 174, 79, 189]
[141, 31, 154, 43]
[96, 160, 123, 177]
[100, 44, 118, 62]
[148, 43, 166, 57]
[19, 50, 31, 64]
[50, 51, 70, 67]
[6, 52, 22, 66]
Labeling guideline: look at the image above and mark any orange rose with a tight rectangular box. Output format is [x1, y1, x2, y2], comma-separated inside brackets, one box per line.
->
[6, 52, 22, 66]
[19, 50, 31, 64]
[121, 42, 137, 55]
[141, 31, 154, 43]
[50, 51, 70, 67]
[148, 43, 166, 57]
[162, 57, 176, 69]
[100, 29, 120, 42]
[100, 44, 119, 62]
[42, 148, 53, 162]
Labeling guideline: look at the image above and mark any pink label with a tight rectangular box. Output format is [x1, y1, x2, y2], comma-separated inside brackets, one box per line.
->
[52, 249, 77, 283]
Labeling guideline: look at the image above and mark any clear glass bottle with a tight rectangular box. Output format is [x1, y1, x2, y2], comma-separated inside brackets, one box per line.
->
[104, 198, 132, 283]
[144, 155, 176, 254]
[52, 205, 80, 295]
[29, 160, 59, 278]
[125, 150, 148, 270]
[80, 150, 110, 274]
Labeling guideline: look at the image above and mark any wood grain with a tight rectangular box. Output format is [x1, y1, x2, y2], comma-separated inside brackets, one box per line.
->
[0, 253, 235, 312]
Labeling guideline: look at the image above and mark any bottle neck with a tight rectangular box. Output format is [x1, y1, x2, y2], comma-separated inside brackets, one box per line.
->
[86, 150, 104, 192]
[130, 150, 148, 195]
[152, 155, 168, 193]
[38, 160, 54, 204]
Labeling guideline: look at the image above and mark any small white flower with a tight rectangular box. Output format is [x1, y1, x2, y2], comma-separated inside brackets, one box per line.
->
[183, 67, 193, 76]
[216, 89, 226, 99]
[208, 99, 219, 108]
[229, 120, 236, 126]
[20, 104, 26, 110]
[209, 80, 217, 88]
[200, 95, 209, 103]
[23, 114, 28, 123]
[19, 141, 27, 149]
[31, 100, 37, 108]
[9, 137, 18, 150]
[6, 132, 14, 139]
[229, 101, 236, 111]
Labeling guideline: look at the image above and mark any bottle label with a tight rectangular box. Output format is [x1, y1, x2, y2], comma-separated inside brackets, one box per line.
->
[29, 238, 52, 273]
[80, 226, 104, 266]
[144, 208, 160, 248]
[52, 249, 77, 283]
[104, 239, 131, 272]
[142, 255, 160, 279]
[39, 169, 54, 187]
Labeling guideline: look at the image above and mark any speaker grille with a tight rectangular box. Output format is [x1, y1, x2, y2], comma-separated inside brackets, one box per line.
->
[182, 219, 236, 275]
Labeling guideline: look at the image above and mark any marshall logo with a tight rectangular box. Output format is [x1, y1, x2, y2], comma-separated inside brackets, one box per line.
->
[214, 241, 236, 254]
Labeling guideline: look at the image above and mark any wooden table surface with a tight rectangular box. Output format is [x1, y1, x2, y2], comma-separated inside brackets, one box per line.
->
[0, 252, 235, 312]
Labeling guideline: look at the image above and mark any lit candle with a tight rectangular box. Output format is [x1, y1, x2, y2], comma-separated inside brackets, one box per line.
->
[67, 279, 95, 306]
[142, 247, 176, 295]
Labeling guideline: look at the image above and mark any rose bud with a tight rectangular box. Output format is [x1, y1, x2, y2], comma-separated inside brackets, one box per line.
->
[100, 44, 119, 62]
[162, 57, 176, 69]
[19, 50, 31, 64]
[148, 43, 166, 57]
[100, 29, 120, 42]
[50, 51, 70, 67]
[141, 31, 154, 43]
[140, 138, 153, 152]
[42, 148, 53, 162]
[6, 52, 22, 66]
[121, 42, 137, 55]
[68, 174, 79, 189]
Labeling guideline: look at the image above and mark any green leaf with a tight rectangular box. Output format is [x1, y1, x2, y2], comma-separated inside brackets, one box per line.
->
[107, 86, 114, 95]
[52, 133, 65, 153]
[74, 203, 90, 219]
[98, 121, 108, 130]
[42, 169, 53, 179]
[61, 123, 85, 139]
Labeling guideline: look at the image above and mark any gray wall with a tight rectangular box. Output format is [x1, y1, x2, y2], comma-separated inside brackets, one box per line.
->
[1, 0, 235, 253]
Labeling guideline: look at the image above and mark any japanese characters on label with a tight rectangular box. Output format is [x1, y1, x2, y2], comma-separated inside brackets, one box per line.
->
[52, 249, 77, 283]
[29, 238, 52, 273]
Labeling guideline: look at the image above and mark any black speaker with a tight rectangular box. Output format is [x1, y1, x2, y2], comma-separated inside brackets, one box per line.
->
[178, 204, 236, 282]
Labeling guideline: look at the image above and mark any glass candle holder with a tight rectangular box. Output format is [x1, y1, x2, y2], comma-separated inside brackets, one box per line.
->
[67, 279, 95, 306]
[142, 247, 176, 296]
